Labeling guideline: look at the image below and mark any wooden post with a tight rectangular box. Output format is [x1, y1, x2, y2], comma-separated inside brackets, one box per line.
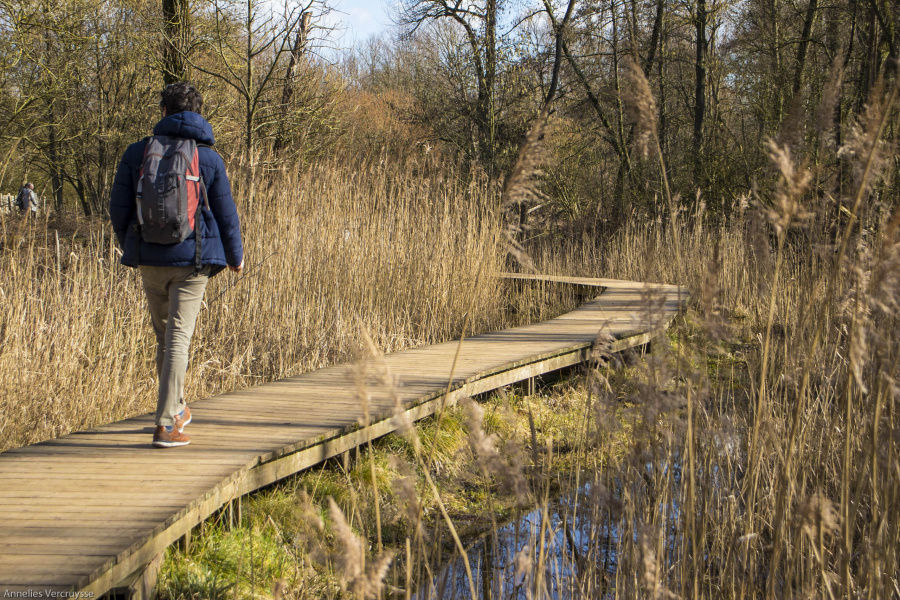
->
[114, 552, 163, 600]
[178, 529, 191, 553]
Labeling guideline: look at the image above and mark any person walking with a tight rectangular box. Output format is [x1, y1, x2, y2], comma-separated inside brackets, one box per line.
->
[16, 183, 39, 217]
[110, 82, 244, 448]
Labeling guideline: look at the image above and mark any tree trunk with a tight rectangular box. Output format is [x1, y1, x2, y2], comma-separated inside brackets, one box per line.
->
[75, 178, 91, 217]
[94, 26, 110, 216]
[482, 0, 497, 174]
[561, 39, 630, 170]
[853, 0, 879, 109]
[46, 104, 64, 211]
[869, 0, 897, 75]
[275, 11, 311, 154]
[769, 0, 785, 124]
[281, 12, 311, 108]
[693, 0, 708, 183]
[245, 0, 254, 154]
[162, 0, 189, 84]
[643, 0, 665, 76]
[611, 0, 629, 175]
[792, 0, 820, 96]
[658, 16, 670, 193]
[610, 0, 633, 226]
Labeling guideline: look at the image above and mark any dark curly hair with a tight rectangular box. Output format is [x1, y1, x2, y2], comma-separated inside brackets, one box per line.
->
[159, 82, 203, 115]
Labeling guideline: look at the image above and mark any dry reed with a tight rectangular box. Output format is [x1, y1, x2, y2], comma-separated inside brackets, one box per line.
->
[0, 152, 507, 451]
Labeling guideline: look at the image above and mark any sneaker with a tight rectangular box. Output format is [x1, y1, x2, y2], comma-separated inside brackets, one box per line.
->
[175, 406, 192, 432]
[153, 425, 191, 448]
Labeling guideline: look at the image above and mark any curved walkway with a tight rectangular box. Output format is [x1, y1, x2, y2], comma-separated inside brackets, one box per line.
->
[0, 276, 687, 594]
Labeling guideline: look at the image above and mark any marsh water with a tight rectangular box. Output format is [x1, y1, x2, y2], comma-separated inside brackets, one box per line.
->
[412, 482, 619, 600]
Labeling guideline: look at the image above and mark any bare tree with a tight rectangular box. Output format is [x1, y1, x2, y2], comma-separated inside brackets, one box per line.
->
[397, 0, 502, 171]
[274, 10, 311, 153]
[183, 0, 331, 155]
[0, 0, 157, 215]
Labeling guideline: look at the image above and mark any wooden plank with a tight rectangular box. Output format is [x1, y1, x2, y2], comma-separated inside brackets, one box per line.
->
[0, 576, 88, 586]
[0, 508, 186, 519]
[0, 472, 234, 482]
[0, 554, 112, 571]
[0, 528, 151, 539]
[0, 495, 203, 506]
[0, 587, 72, 594]
[0, 457, 243, 469]
[0, 562, 118, 580]
[0, 503, 206, 517]
[6, 517, 165, 526]
[0, 543, 129, 554]
[0, 454, 247, 465]
[0, 537, 154, 556]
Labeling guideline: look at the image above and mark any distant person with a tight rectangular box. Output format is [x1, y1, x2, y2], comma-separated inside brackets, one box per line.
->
[110, 82, 244, 448]
[16, 183, 39, 217]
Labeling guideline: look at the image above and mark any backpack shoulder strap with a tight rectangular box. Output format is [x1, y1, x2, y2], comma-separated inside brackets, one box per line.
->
[196, 142, 220, 156]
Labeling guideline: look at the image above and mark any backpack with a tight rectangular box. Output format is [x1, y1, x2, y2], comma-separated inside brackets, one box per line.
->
[15, 187, 29, 210]
[136, 136, 209, 254]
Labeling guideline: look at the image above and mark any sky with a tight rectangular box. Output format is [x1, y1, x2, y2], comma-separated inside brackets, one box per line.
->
[330, 0, 394, 44]
[325, 0, 551, 47]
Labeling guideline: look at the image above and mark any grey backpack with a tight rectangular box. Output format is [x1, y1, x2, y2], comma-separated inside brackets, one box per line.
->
[136, 136, 209, 247]
[15, 186, 30, 210]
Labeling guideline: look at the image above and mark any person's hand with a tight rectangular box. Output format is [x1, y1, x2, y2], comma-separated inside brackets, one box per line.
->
[228, 259, 244, 274]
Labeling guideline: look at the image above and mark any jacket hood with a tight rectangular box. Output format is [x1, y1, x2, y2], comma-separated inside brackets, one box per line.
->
[153, 111, 216, 145]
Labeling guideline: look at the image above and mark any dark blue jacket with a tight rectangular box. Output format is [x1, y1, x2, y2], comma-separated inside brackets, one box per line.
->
[109, 112, 243, 274]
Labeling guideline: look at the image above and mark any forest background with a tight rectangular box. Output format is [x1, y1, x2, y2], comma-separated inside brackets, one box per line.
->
[6, 0, 897, 221]
[1, 0, 900, 597]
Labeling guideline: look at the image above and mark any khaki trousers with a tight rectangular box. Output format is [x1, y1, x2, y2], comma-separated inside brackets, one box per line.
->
[139, 266, 210, 427]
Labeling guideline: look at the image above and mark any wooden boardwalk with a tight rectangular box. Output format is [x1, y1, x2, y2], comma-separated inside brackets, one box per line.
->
[0, 276, 687, 595]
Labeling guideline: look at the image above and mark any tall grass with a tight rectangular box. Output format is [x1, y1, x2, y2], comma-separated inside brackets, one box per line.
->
[315, 187, 897, 599]
[0, 152, 511, 451]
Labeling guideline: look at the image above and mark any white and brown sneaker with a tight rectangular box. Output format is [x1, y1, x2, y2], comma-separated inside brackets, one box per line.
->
[153, 426, 191, 448]
[175, 406, 192, 432]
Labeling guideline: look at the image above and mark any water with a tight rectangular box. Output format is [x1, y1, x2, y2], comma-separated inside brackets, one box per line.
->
[412, 483, 619, 600]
